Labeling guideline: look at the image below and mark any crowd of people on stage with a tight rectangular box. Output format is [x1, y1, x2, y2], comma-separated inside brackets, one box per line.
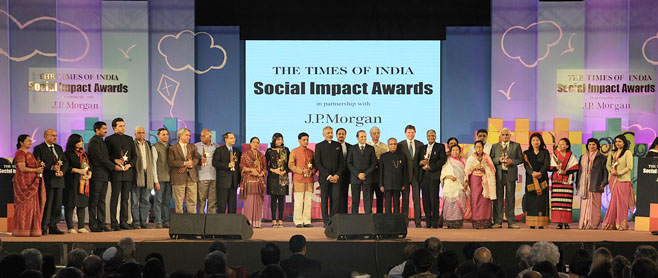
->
[10, 117, 658, 236]
[2, 235, 658, 278]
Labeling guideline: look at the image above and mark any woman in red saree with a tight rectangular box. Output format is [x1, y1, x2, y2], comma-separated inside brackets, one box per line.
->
[240, 137, 267, 228]
[602, 135, 635, 230]
[13, 134, 46, 237]
[549, 138, 579, 229]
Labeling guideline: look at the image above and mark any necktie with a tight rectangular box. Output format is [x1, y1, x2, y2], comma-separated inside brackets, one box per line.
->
[360, 145, 364, 155]
[409, 142, 413, 158]
[49, 146, 58, 160]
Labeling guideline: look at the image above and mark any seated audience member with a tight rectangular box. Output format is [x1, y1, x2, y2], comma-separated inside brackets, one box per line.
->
[506, 245, 532, 278]
[56, 267, 84, 278]
[66, 248, 89, 269]
[438, 250, 460, 275]
[280, 235, 321, 278]
[208, 240, 248, 278]
[20, 248, 42, 272]
[0, 253, 28, 278]
[522, 271, 543, 278]
[611, 255, 630, 278]
[118, 262, 142, 278]
[42, 254, 57, 278]
[389, 244, 419, 278]
[203, 251, 228, 278]
[568, 249, 591, 278]
[119, 237, 139, 264]
[257, 264, 287, 278]
[82, 255, 104, 278]
[249, 243, 281, 278]
[458, 242, 483, 276]
[519, 241, 566, 278]
[634, 246, 658, 264]
[425, 237, 443, 274]
[143, 257, 167, 278]
[630, 257, 658, 278]
[533, 261, 559, 278]
[170, 270, 195, 278]
[145, 252, 166, 273]
[477, 263, 505, 278]
[409, 248, 437, 278]
[589, 247, 613, 278]
[101, 246, 123, 275]
[0, 238, 8, 261]
[474, 247, 494, 267]
[17, 270, 41, 278]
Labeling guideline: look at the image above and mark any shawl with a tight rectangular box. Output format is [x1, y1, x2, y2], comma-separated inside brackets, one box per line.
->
[240, 149, 267, 200]
[74, 149, 90, 196]
[550, 150, 579, 184]
[465, 152, 497, 200]
[440, 156, 467, 201]
[577, 151, 597, 198]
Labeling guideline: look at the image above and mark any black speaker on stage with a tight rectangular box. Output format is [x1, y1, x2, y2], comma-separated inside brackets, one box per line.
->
[205, 214, 254, 240]
[325, 214, 407, 240]
[169, 213, 205, 239]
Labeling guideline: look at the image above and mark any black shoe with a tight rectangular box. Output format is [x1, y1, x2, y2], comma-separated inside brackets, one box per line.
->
[539, 226, 544, 229]
[425, 223, 432, 229]
[120, 224, 132, 230]
[112, 226, 121, 231]
[296, 224, 303, 228]
[141, 224, 150, 229]
[564, 224, 570, 229]
[101, 226, 111, 232]
[132, 224, 141, 230]
[415, 223, 422, 228]
[557, 224, 563, 229]
[530, 226, 536, 229]
[41, 230, 47, 235]
[49, 228, 64, 235]
[90, 227, 102, 233]
[304, 224, 313, 228]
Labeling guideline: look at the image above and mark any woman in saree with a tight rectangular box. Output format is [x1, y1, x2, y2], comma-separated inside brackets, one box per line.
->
[240, 137, 267, 228]
[265, 133, 290, 228]
[576, 138, 607, 229]
[440, 145, 469, 229]
[549, 138, 579, 229]
[465, 140, 497, 229]
[523, 133, 550, 229]
[602, 135, 634, 230]
[13, 134, 46, 237]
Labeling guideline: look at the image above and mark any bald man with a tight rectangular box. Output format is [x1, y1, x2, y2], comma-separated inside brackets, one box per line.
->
[195, 129, 218, 214]
[473, 247, 493, 267]
[131, 126, 155, 228]
[33, 128, 68, 235]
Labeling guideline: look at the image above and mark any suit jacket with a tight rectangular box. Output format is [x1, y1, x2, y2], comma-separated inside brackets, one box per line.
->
[33, 142, 69, 189]
[379, 151, 409, 190]
[167, 142, 200, 185]
[280, 254, 322, 278]
[490, 141, 523, 182]
[88, 135, 116, 182]
[418, 143, 447, 182]
[338, 142, 352, 183]
[212, 145, 242, 189]
[104, 133, 137, 182]
[314, 140, 345, 182]
[575, 153, 608, 193]
[346, 144, 377, 185]
[398, 139, 424, 184]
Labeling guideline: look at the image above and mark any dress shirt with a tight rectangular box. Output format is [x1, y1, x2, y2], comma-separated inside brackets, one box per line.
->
[195, 142, 217, 180]
[136, 140, 148, 171]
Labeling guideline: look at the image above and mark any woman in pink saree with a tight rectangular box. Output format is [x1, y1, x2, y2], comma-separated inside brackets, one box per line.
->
[602, 135, 634, 230]
[465, 140, 497, 229]
[13, 134, 46, 237]
[240, 137, 267, 228]
[576, 138, 607, 229]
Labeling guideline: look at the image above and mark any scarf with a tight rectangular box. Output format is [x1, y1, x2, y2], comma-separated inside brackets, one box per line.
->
[465, 152, 497, 200]
[577, 151, 597, 198]
[75, 149, 90, 196]
[441, 156, 466, 201]
[550, 150, 578, 184]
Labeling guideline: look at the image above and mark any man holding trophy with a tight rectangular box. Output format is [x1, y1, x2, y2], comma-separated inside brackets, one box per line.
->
[105, 118, 137, 231]
[33, 128, 68, 235]
[213, 132, 241, 214]
[288, 132, 315, 228]
[195, 129, 218, 214]
[168, 128, 200, 214]
[489, 128, 523, 229]
[418, 129, 446, 228]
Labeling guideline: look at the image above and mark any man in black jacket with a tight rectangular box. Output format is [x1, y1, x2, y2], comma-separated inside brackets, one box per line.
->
[380, 138, 408, 214]
[104, 118, 137, 231]
[88, 121, 123, 232]
[314, 126, 345, 226]
[347, 130, 376, 214]
[418, 129, 447, 228]
[33, 128, 68, 235]
[280, 235, 321, 278]
[213, 132, 241, 214]
[336, 128, 351, 214]
[397, 125, 424, 227]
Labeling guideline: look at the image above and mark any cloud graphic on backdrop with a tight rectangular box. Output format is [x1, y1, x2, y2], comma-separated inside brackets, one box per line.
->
[0, 9, 89, 62]
[158, 30, 227, 74]
[501, 20, 563, 68]
[642, 33, 658, 65]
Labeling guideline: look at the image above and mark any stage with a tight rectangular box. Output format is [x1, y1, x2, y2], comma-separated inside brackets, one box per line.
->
[2, 221, 656, 277]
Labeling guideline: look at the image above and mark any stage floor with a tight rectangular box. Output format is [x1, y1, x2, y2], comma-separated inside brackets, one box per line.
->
[1, 221, 653, 243]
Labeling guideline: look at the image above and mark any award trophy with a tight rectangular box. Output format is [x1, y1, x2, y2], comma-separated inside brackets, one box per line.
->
[120, 150, 129, 170]
[35, 156, 43, 178]
[202, 147, 209, 166]
[304, 159, 313, 177]
[230, 151, 237, 171]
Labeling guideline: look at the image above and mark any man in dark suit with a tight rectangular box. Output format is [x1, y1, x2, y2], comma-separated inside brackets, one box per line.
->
[87, 121, 123, 232]
[314, 126, 345, 226]
[212, 132, 241, 214]
[104, 117, 137, 231]
[380, 138, 408, 214]
[280, 235, 321, 278]
[489, 128, 523, 229]
[397, 124, 424, 227]
[418, 129, 447, 228]
[335, 128, 351, 214]
[347, 130, 377, 214]
[33, 128, 69, 235]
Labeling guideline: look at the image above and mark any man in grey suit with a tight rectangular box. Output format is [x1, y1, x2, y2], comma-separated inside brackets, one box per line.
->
[397, 125, 424, 227]
[489, 128, 523, 229]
